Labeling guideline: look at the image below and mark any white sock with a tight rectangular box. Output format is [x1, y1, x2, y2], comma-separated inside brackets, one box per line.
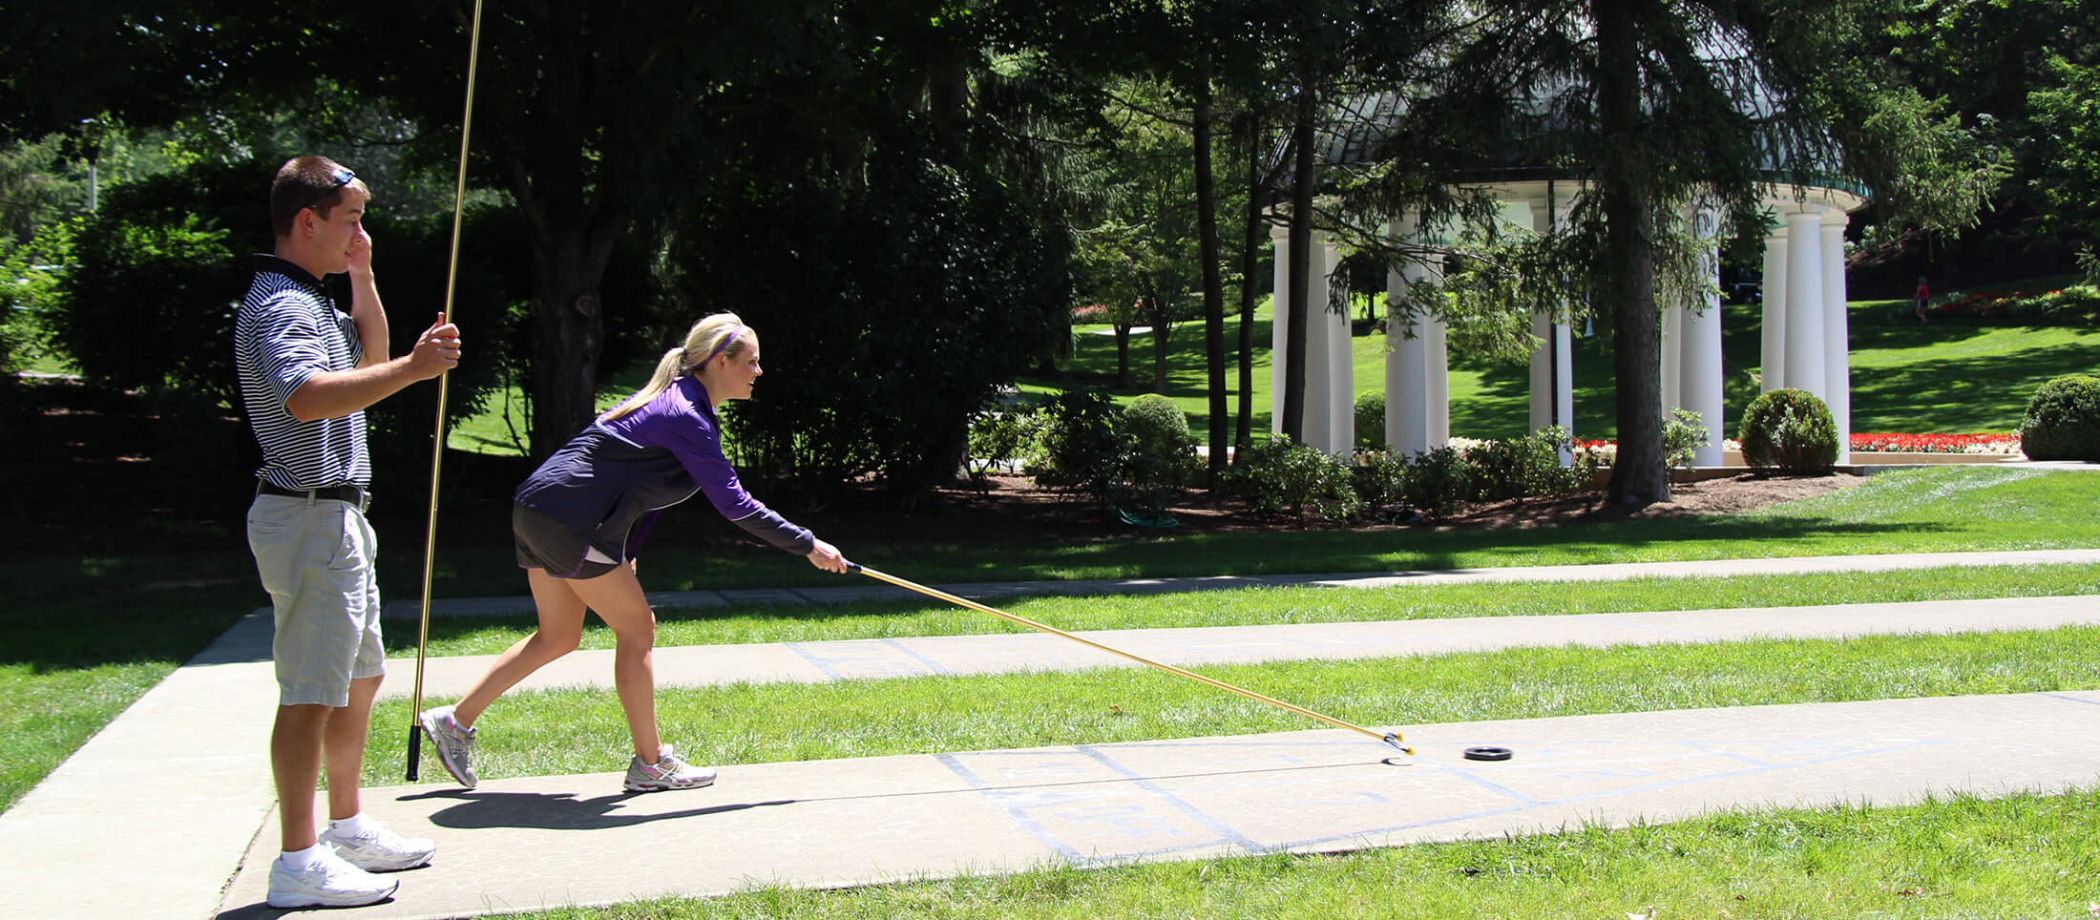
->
[329, 812, 375, 838]
[280, 843, 328, 870]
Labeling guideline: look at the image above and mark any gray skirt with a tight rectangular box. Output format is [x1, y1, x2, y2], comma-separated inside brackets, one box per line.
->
[512, 503, 622, 580]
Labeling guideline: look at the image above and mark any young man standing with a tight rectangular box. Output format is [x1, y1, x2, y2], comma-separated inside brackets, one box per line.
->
[237, 156, 462, 908]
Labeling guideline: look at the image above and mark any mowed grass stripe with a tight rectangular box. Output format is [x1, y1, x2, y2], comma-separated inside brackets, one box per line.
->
[366, 625, 2100, 787]
[491, 788, 2100, 919]
[391, 563, 2100, 658]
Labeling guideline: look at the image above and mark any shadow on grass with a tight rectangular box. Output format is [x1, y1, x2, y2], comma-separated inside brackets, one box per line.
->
[1846, 338, 2100, 433]
[0, 553, 261, 674]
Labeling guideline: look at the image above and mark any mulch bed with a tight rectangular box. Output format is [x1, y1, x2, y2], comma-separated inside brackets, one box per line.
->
[779, 471, 1869, 548]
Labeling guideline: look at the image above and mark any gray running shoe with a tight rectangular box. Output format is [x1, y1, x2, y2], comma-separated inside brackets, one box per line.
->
[321, 817, 436, 872]
[417, 705, 478, 788]
[624, 744, 717, 792]
[265, 846, 399, 909]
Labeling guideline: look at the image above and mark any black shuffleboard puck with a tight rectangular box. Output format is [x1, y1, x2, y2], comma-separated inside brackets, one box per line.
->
[1463, 746, 1514, 762]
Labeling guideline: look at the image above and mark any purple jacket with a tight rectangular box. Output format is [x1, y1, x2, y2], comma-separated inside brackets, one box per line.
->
[514, 376, 814, 561]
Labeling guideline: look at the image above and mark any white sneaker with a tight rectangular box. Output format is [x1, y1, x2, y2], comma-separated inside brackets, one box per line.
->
[417, 704, 478, 788]
[321, 817, 437, 872]
[623, 744, 718, 792]
[266, 846, 400, 908]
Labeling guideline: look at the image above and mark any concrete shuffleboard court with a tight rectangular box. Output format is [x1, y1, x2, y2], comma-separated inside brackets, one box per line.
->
[215, 691, 2100, 918]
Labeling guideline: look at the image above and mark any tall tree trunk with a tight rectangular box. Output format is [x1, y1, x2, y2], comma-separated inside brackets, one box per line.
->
[1234, 113, 1263, 457]
[1282, 84, 1317, 442]
[1193, 58, 1228, 481]
[1595, 0, 1669, 505]
[515, 3, 618, 459]
[1151, 319, 1171, 393]
[1114, 322, 1133, 387]
[525, 228, 610, 457]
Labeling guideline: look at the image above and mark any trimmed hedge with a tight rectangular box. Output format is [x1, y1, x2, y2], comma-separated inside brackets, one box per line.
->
[2019, 375, 2100, 461]
[1119, 394, 1198, 514]
[1739, 389, 1839, 472]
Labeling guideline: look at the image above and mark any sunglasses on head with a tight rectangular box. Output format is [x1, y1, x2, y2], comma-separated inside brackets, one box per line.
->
[301, 166, 356, 214]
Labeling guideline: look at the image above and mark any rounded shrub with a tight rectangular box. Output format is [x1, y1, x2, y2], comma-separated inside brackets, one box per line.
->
[1119, 394, 1198, 514]
[1354, 392, 1385, 452]
[1738, 389, 1838, 471]
[2018, 374, 2100, 461]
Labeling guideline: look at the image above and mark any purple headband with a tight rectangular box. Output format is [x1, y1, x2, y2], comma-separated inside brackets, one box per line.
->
[698, 325, 744, 367]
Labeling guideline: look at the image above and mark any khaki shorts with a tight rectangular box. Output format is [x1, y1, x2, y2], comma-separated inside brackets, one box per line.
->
[247, 493, 384, 707]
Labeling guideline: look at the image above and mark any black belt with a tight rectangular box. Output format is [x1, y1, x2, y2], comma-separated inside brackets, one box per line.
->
[259, 481, 370, 509]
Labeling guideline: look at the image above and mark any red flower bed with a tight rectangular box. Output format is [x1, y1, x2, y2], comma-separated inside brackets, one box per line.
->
[1567, 433, 2021, 455]
[1848, 432, 2021, 454]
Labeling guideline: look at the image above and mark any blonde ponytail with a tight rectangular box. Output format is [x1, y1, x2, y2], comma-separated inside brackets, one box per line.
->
[600, 313, 751, 421]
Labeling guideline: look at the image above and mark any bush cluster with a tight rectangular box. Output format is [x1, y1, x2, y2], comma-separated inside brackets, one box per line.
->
[2019, 375, 2100, 461]
[1739, 389, 1839, 472]
[1220, 437, 1362, 522]
[1471, 426, 1595, 501]
[1222, 427, 1600, 524]
[1925, 285, 2100, 325]
[996, 389, 1198, 517]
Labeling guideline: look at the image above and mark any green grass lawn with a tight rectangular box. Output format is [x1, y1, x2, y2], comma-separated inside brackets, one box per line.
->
[1017, 294, 2100, 443]
[495, 789, 2100, 919]
[0, 553, 258, 812]
[386, 466, 2100, 596]
[392, 562, 2100, 657]
[448, 360, 657, 455]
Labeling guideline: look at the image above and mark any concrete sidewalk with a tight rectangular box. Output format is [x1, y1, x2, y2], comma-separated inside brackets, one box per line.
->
[212, 691, 2100, 918]
[378, 548, 2100, 620]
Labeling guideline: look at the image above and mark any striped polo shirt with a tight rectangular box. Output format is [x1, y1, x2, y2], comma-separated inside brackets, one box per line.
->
[235, 254, 371, 490]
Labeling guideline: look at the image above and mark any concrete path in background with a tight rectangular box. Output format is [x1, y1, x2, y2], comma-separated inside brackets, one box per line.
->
[385, 594, 2100, 700]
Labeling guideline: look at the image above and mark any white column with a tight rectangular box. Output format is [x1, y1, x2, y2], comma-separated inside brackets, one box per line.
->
[1517, 199, 1553, 432]
[1821, 209, 1852, 464]
[1426, 297, 1449, 447]
[1385, 217, 1430, 457]
[1682, 207, 1726, 467]
[1527, 196, 1575, 464]
[1300, 232, 1337, 452]
[1420, 225, 1451, 448]
[1520, 199, 1574, 440]
[1322, 239, 1353, 455]
[1760, 229, 1788, 391]
[1782, 208, 1826, 396]
[1660, 295, 1683, 416]
[1268, 223, 1290, 437]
